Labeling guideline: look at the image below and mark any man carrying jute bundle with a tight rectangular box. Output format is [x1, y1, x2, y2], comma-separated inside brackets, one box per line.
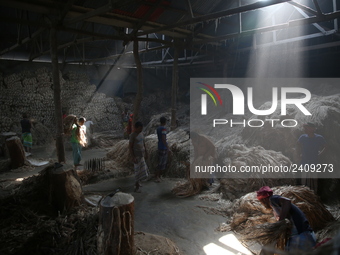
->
[257, 186, 316, 253]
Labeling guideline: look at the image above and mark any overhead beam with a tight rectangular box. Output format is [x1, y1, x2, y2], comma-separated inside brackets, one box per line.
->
[64, 0, 115, 25]
[333, 0, 338, 31]
[191, 10, 340, 45]
[288, 1, 318, 16]
[312, 0, 323, 16]
[64, 40, 213, 65]
[137, 0, 292, 36]
[238, 31, 337, 51]
[29, 36, 95, 61]
[0, 27, 46, 56]
[0, 15, 178, 45]
[0, 0, 214, 40]
[130, 0, 163, 35]
[237, 38, 340, 56]
[186, 0, 194, 18]
[59, 0, 77, 23]
[293, 6, 329, 34]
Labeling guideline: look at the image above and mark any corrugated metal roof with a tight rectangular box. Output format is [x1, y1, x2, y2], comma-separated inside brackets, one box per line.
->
[0, 0, 339, 67]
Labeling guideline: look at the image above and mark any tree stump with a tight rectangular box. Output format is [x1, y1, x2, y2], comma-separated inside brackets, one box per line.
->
[49, 163, 83, 213]
[5, 136, 25, 168]
[97, 192, 135, 255]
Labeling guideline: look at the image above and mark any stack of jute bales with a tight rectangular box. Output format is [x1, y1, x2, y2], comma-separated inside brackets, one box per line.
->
[61, 71, 121, 132]
[0, 68, 121, 145]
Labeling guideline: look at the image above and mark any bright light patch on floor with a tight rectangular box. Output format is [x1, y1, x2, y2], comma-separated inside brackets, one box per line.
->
[204, 243, 236, 255]
[203, 233, 252, 255]
[219, 234, 252, 254]
[15, 178, 24, 182]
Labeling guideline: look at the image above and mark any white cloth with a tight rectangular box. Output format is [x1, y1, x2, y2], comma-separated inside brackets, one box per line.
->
[84, 121, 93, 146]
[84, 120, 94, 131]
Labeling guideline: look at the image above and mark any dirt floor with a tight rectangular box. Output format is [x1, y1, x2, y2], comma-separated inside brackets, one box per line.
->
[0, 144, 255, 255]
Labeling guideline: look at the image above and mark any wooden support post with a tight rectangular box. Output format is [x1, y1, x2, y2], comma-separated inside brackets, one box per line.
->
[5, 136, 25, 169]
[171, 42, 179, 131]
[50, 26, 66, 163]
[132, 39, 143, 126]
[97, 192, 135, 255]
[49, 163, 83, 213]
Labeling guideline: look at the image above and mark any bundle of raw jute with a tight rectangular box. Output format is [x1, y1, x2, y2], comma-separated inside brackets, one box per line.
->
[171, 156, 212, 197]
[243, 218, 292, 251]
[231, 186, 334, 232]
[274, 185, 335, 231]
[63, 114, 77, 136]
[106, 129, 190, 178]
[229, 185, 335, 252]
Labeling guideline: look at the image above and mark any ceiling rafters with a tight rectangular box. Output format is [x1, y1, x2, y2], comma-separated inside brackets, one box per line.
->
[292, 6, 331, 35]
[190, 10, 340, 45]
[0, 0, 339, 67]
[0, 0, 214, 40]
[0, 27, 46, 56]
[138, 0, 200, 17]
[64, 0, 115, 25]
[312, 0, 323, 16]
[136, 0, 292, 36]
[288, 1, 318, 16]
[186, 0, 194, 18]
[130, 0, 163, 36]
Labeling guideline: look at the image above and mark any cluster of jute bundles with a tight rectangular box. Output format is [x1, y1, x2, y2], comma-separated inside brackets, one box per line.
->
[0, 67, 123, 142]
[82, 96, 121, 132]
[64, 71, 90, 84]
[22, 77, 38, 93]
[106, 128, 189, 177]
[241, 94, 340, 170]
[145, 129, 189, 178]
[241, 94, 340, 202]
[230, 186, 334, 251]
[216, 144, 295, 200]
[143, 112, 172, 136]
[3, 73, 21, 85]
[35, 67, 51, 83]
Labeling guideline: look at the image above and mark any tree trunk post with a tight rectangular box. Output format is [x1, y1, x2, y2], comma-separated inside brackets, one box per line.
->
[50, 26, 66, 163]
[171, 42, 179, 131]
[97, 192, 135, 255]
[132, 39, 143, 126]
[49, 163, 83, 213]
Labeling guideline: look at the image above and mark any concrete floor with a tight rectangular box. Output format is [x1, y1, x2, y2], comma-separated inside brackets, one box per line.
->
[83, 176, 254, 255]
[0, 145, 254, 255]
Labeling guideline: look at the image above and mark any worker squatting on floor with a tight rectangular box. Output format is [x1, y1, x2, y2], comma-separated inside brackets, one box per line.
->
[257, 186, 316, 253]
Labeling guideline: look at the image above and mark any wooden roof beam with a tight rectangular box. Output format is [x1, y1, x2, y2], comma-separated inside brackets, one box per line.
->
[137, 0, 292, 36]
